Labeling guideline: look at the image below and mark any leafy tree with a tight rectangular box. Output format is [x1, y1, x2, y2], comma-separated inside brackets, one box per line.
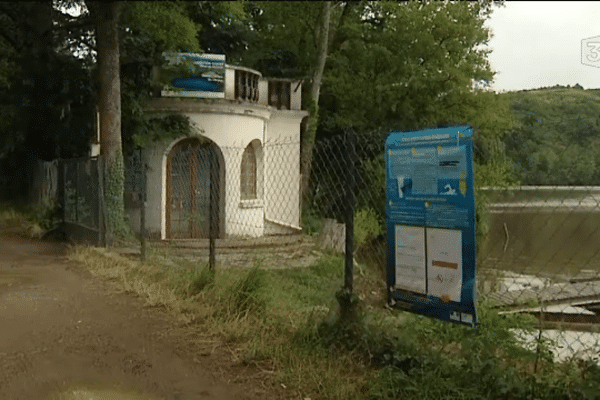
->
[0, 0, 201, 233]
[231, 1, 516, 236]
[119, 1, 201, 150]
[503, 88, 600, 185]
[322, 1, 502, 131]
[0, 1, 97, 197]
[126, 1, 199, 54]
[240, 1, 514, 183]
[237, 1, 345, 206]
[184, 1, 251, 62]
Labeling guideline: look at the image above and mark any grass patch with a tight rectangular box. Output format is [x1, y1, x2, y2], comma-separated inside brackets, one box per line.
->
[68, 243, 600, 399]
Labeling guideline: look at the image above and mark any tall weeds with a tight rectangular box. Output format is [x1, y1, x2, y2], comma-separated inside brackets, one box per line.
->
[68, 245, 600, 400]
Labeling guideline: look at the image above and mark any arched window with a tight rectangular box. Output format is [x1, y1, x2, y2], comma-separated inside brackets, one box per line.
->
[241, 143, 257, 200]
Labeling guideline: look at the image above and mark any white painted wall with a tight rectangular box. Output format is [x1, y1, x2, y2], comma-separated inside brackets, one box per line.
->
[258, 79, 269, 107]
[125, 140, 170, 239]
[185, 111, 266, 237]
[264, 110, 307, 232]
[186, 113, 264, 148]
[290, 81, 302, 111]
[224, 67, 236, 99]
[224, 144, 264, 237]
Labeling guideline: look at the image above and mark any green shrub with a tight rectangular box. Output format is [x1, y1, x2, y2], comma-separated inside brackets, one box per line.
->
[28, 203, 58, 231]
[302, 202, 324, 236]
[354, 207, 383, 247]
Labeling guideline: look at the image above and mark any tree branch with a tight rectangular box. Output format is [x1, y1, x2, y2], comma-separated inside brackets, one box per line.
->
[51, 8, 94, 32]
[329, 1, 351, 52]
[0, 3, 21, 25]
[63, 32, 97, 53]
[0, 26, 20, 51]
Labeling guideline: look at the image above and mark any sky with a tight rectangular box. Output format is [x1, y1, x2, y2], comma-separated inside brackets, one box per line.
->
[484, 1, 600, 92]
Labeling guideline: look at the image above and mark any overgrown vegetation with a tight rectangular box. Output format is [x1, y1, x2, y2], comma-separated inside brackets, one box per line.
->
[67, 242, 600, 399]
[0, 201, 57, 237]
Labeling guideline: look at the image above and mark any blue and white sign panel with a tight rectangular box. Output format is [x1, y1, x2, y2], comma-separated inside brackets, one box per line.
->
[386, 126, 477, 327]
[161, 53, 226, 98]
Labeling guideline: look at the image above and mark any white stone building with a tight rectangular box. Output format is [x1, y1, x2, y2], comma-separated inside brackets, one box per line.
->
[125, 64, 308, 240]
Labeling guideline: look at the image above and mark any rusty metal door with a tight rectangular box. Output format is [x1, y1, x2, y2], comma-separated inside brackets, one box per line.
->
[167, 139, 215, 239]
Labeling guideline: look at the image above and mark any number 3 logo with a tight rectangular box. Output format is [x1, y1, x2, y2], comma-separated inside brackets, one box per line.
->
[586, 42, 600, 62]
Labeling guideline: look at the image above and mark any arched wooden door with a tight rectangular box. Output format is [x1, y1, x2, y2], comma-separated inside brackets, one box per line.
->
[166, 138, 220, 239]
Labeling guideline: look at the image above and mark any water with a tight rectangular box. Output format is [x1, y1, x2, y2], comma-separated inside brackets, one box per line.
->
[512, 329, 600, 364]
[478, 189, 600, 278]
[478, 189, 600, 363]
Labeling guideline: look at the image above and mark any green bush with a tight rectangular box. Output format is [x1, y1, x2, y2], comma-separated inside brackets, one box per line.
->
[301, 202, 324, 236]
[354, 207, 383, 247]
[28, 203, 58, 231]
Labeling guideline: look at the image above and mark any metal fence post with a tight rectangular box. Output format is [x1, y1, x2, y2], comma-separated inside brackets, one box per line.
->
[209, 147, 217, 271]
[140, 148, 147, 261]
[98, 156, 106, 247]
[344, 128, 356, 293]
[57, 159, 65, 228]
[74, 160, 79, 223]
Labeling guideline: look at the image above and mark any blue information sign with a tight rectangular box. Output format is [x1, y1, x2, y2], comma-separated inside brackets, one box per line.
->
[386, 125, 477, 327]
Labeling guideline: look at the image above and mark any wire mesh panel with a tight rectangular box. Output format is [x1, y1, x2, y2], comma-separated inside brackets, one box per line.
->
[160, 137, 310, 270]
[307, 133, 387, 270]
[477, 185, 600, 361]
[479, 187, 600, 277]
[60, 156, 104, 245]
[308, 132, 600, 363]
[308, 135, 349, 223]
[263, 138, 300, 234]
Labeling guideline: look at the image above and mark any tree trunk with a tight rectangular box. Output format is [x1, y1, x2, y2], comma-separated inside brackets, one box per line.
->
[300, 1, 331, 216]
[91, 1, 125, 242]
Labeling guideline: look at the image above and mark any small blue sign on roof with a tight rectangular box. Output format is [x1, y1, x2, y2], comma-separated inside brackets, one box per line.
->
[161, 53, 226, 98]
[386, 125, 477, 327]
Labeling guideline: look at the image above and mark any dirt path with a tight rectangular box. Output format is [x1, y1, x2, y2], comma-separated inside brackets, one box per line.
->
[0, 233, 269, 399]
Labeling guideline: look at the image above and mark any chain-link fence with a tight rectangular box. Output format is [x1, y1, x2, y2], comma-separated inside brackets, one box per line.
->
[123, 130, 600, 364]
[477, 185, 600, 362]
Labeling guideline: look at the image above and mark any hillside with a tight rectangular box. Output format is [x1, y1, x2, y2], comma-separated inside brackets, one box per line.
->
[499, 86, 600, 185]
